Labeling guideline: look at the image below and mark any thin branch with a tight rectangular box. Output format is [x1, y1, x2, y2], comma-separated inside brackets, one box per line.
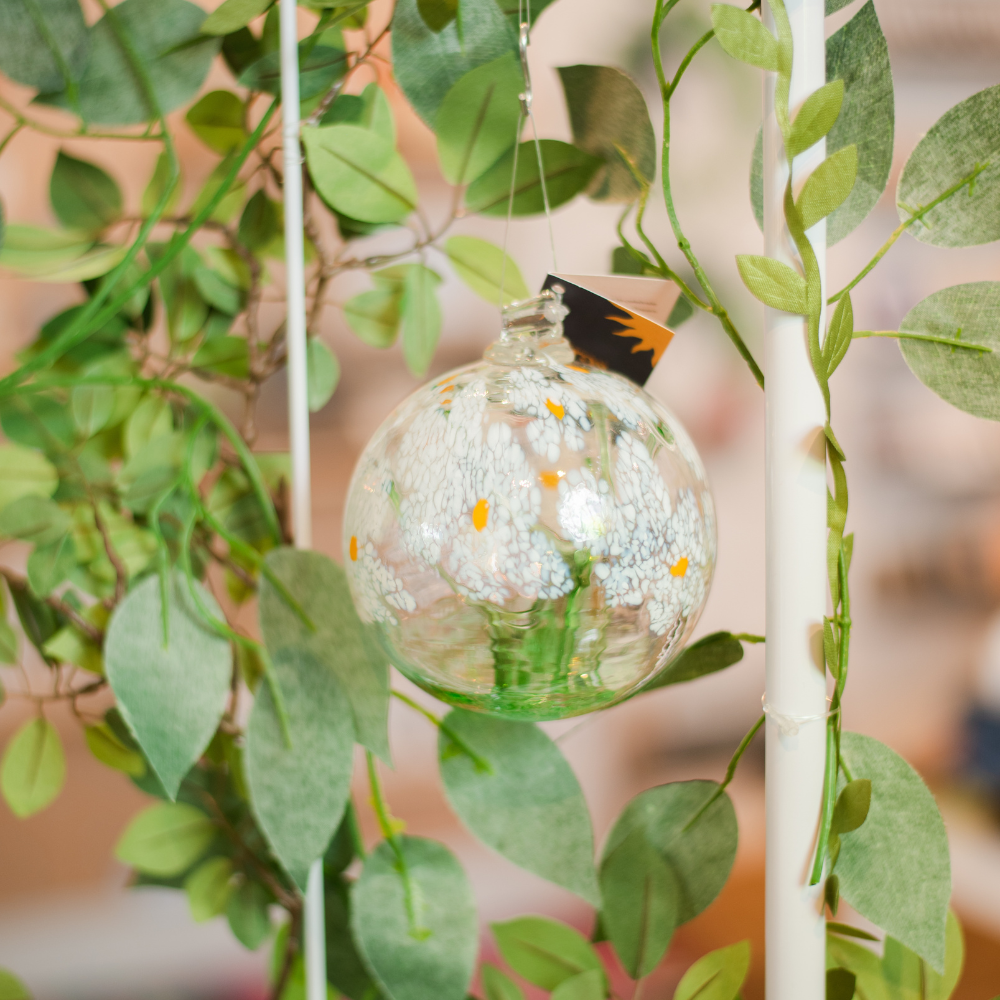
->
[0, 567, 103, 642]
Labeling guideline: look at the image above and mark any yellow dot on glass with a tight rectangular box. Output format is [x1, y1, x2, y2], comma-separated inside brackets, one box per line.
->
[670, 556, 688, 577]
[539, 471, 563, 489]
[472, 499, 489, 531]
[545, 398, 565, 420]
[349, 536, 358, 561]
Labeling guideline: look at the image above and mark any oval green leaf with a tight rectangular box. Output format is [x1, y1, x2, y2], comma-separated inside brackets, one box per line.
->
[185, 856, 234, 922]
[444, 235, 529, 304]
[401, 264, 443, 377]
[115, 801, 214, 876]
[492, 916, 603, 991]
[186, 90, 247, 154]
[0, 445, 58, 512]
[0, 717, 66, 818]
[0, 0, 89, 93]
[307, 337, 340, 411]
[50, 151, 123, 234]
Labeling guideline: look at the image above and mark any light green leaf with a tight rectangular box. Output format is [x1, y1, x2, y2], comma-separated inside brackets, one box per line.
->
[0, 620, 17, 665]
[186, 90, 247, 154]
[401, 264, 442, 377]
[0, 496, 69, 546]
[238, 43, 347, 100]
[897, 82, 1000, 248]
[827, 937, 889, 1000]
[602, 780, 737, 925]
[71, 384, 115, 438]
[185, 857, 234, 922]
[438, 709, 599, 905]
[26, 533, 76, 598]
[481, 964, 525, 1000]
[787, 79, 843, 158]
[260, 548, 390, 761]
[321, 82, 395, 144]
[0, 718, 65, 818]
[0, 0, 88, 93]
[736, 254, 807, 314]
[85, 723, 145, 776]
[50, 152, 123, 234]
[202, 0, 274, 34]
[550, 970, 605, 1000]
[125, 395, 174, 459]
[417, 0, 458, 32]
[303, 124, 417, 224]
[227, 880, 273, 950]
[0, 969, 29, 1000]
[194, 265, 242, 315]
[837, 732, 951, 972]
[43, 620, 103, 673]
[492, 917, 603, 991]
[557, 64, 655, 202]
[0, 225, 125, 283]
[0, 391, 75, 452]
[674, 941, 750, 1000]
[344, 288, 402, 347]
[0, 445, 58, 512]
[105, 571, 233, 799]
[351, 837, 478, 1000]
[307, 338, 340, 411]
[142, 152, 183, 218]
[189, 153, 247, 225]
[639, 631, 745, 693]
[245, 647, 355, 891]
[435, 53, 523, 185]
[391, 0, 516, 126]
[192, 336, 250, 379]
[464, 139, 601, 216]
[601, 825, 679, 978]
[444, 235, 529, 304]
[824, 292, 853, 378]
[711, 4, 778, 71]
[115, 801, 214, 876]
[881, 910, 964, 1000]
[897, 281, 1000, 421]
[796, 144, 858, 231]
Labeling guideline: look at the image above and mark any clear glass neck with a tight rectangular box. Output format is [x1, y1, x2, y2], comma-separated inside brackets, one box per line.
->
[485, 289, 574, 365]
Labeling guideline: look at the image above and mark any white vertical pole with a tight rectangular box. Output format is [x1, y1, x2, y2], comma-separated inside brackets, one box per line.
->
[762, 1, 828, 998]
[278, 1, 326, 998]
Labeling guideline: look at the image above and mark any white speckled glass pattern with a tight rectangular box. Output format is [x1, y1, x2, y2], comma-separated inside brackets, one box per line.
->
[343, 309, 716, 720]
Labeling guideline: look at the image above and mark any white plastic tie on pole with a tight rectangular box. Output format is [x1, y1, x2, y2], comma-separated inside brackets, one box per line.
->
[762, 695, 838, 738]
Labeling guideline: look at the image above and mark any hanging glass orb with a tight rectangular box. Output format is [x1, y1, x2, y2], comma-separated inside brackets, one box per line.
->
[343, 290, 717, 720]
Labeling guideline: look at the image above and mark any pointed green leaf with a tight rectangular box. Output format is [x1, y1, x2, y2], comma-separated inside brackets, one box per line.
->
[186, 90, 247, 154]
[881, 910, 964, 1000]
[71, 384, 115, 438]
[639, 631, 745, 693]
[202, 0, 274, 34]
[227, 879, 273, 950]
[238, 43, 347, 100]
[481, 964, 525, 1000]
[787, 79, 843, 158]
[796, 145, 858, 231]
[492, 916, 603, 991]
[115, 801, 214, 876]
[401, 264, 443, 377]
[239, 190, 280, 251]
[344, 288, 402, 347]
[736, 254, 807, 314]
[105, 571, 233, 799]
[444, 235, 529, 304]
[85, 723, 146, 776]
[191, 336, 250, 379]
[711, 5, 778, 71]
[307, 338, 340, 411]
[324, 874, 379, 998]
[321, 82, 395, 144]
[674, 941, 750, 1000]
[438, 709, 600, 905]
[824, 292, 853, 378]
[826, 968, 856, 1000]
[826, 936, 889, 1000]
[831, 779, 871, 836]
[50, 152, 123, 234]
[185, 856, 234, 922]
[550, 970, 605, 1000]
[1, 718, 65, 818]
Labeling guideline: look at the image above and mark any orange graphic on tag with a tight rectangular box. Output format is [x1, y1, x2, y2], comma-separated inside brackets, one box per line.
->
[608, 312, 674, 365]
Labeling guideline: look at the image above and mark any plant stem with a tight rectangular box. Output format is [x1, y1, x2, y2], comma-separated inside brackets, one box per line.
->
[853, 330, 991, 352]
[390, 690, 493, 772]
[809, 718, 838, 885]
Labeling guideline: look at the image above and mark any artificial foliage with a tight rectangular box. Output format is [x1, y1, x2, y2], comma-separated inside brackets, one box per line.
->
[0, 0, 995, 998]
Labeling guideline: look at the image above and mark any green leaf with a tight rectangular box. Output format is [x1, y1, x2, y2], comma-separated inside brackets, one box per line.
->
[192, 336, 250, 379]
[26, 533, 76, 598]
[736, 254, 807, 314]
[115, 801, 214, 876]
[0, 225, 125, 283]
[189, 152, 247, 224]
[321, 82, 395, 144]
[481, 964, 525, 1000]
[837, 732, 950, 972]
[227, 879, 273, 950]
[0, 445, 58, 512]
[0, 0, 88, 92]
[831, 779, 871, 835]
[239, 190, 280, 251]
[8, 577, 62, 658]
[50, 152, 123, 234]
[796, 144, 858, 231]
[260, 548, 390, 761]
[202, 0, 274, 34]
[826, 968, 856, 1000]
[438, 709, 599, 905]
[307, 338, 340, 411]
[550, 970, 605, 1000]
[0, 969, 29, 1000]
[142, 151, 183, 218]
[826, 937, 889, 1000]
[71, 384, 115, 438]
[897, 82, 1000, 248]
[897, 281, 1000, 421]
[351, 837, 479, 1000]
[324, 873, 379, 998]
[787, 79, 843, 158]
[185, 856, 234, 922]
[444, 235, 529, 304]
[710, 4, 778, 71]
[391, 0, 516, 126]
[600, 825, 679, 978]
[612, 245, 652, 276]
[435, 53, 523, 185]
[0, 495, 69, 546]
[0, 619, 17, 665]
[0, 392, 75, 453]
[344, 288, 402, 347]
[43, 618, 103, 672]
[105, 571, 233, 799]
[239, 43, 347, 100]
[639, 631, 745, 693]
[303, 124, 417, 224]
[464, 139, 601, 216]
[158, 253, 209, 343]
[245, 647, 355, 891]
[826, 0, 852, 11]
[881, 910, 964, 1000]
[85, 723, 146, 776]
[602, 780, 737, 925]
[194, 266, 243, 315]
[557, 65, 655, 202]
[823, 292, 853, 378]
[674, 941, 750, 1000]
[492, 916, 603, 991]
[401, 265, 443, 377]
[65, 0, 219, 126]
[0, 718, 65, 818]
[186, 90, 247, 154]
[417, 0, 458, 32]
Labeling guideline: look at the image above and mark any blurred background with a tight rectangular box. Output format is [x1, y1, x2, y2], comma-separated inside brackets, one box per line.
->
[2, 0, 1000, 996]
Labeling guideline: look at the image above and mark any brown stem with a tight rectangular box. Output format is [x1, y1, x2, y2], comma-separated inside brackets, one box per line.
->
[90, 501, 128, 604]
[0, 567, 104, 643]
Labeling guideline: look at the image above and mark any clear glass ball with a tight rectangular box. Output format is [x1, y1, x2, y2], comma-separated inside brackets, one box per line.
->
[343, 293, 717, 720]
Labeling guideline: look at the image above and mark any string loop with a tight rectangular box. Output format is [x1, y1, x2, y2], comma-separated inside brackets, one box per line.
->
[761, 694, 839, 737]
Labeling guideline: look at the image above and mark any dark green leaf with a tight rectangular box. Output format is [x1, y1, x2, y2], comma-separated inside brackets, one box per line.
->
[881, 910, 964, 1000]
[227, 879, 273, 950]
[831, 779, 871, 836]
[260, 548, 390, 760]
[825, 874, 840, 916]
[222, 26, 261, 76]
[417, 0, 458, 32]
[239, 190, 280, 251]
[245, 647, 355, 891]
[352, 837, 478, 1000]
[325, 874, 380, 1000]
[640, 631, 745, 693]
[0, 0, 88, 93]
[600, 825, 679, 978]
[202, 0, 274, 34]
[674, 941, 750, 1000]
[307, 337, 340, 411]
[897, 82, 1000, 248]
[826, 0, 852, 11]
[390, 0, 516, 126]
[826, 937, 889, 1000]
[0, 718, 65, 818]
[50, 152, 123, 233]
[710, 4, 778, 71]
[602, 780, 737, 925]
[492, 916, 603, 991]
[444, 235, 529, 304]
[438, 709, 599, 905]
[401, 264, 442, 377]
[787, 79, 843, 158]
[827, 922, 879, 942]
[826, 968, 856, 1000]
[736, 254, 807, 313]
[115, 801, 214, 875]
[239, 43, 347, 99]
[837, 732, 950, 972]
[897, 281, 1000, 421]
[8, 575, 62, 657]
[557, 65, 655, 202]
[464, 139, 601, 216]
[481, 964, 524, 1000]
[105, 571, 233, 799]
[612, 246, 652, 276]
[796, 144, 858, 231]
[186, 90, 247, 154]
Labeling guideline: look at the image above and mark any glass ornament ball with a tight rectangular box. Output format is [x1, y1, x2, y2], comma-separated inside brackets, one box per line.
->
[343, 291, 717, 720]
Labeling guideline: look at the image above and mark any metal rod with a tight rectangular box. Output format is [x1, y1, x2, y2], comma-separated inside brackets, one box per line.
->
[762, 1, 828, 997]
[279, 0, 325, 997]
